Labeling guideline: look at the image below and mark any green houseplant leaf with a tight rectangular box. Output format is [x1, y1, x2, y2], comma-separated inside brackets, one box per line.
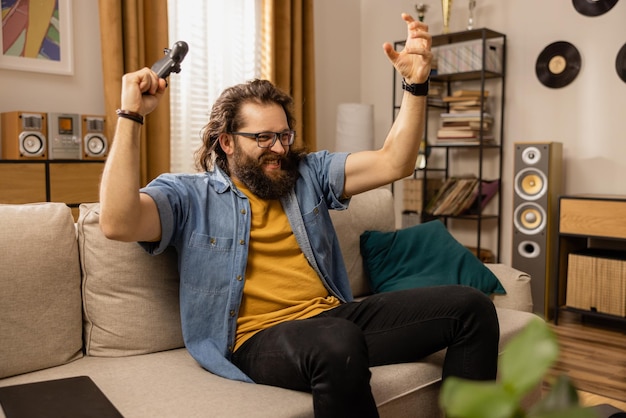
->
[499, 318, 559, 398]
[439, 378, 520, 418]
[440, 318, 593, 418]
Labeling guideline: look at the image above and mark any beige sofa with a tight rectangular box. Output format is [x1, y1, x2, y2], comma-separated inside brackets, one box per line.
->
[0, 188, 540, 417]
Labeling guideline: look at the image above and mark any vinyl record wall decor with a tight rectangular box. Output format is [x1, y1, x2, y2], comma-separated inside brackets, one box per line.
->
[617, 43, 626, 83]
[572, 0, 619, 16]
[535, 41, 582, 88]
[536, 0, 623, 87]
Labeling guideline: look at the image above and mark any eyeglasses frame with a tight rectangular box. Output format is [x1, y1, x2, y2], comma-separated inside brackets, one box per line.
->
[229, 130, 296, 148]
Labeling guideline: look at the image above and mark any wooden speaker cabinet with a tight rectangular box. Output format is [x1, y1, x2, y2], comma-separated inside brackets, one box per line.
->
[555, 195, 626, 324]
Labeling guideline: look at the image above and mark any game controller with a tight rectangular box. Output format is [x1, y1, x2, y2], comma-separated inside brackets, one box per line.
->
[151, 40, 188, 79]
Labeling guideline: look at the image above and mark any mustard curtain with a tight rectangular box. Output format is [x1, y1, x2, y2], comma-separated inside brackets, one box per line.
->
[98, 0, 170, 185]
[261, 0, 317, 151]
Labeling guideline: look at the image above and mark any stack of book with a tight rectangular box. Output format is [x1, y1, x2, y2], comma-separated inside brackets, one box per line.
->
[427, 80, 446, 107]
[424, 177, 500, 216]
[437, 90, 495, 145]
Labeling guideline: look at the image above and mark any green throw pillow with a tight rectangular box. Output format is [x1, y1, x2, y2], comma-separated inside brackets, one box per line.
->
[360, 220, 506, 295]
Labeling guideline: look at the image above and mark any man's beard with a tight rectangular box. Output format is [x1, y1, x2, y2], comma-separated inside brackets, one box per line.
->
[231, 145, 301, 200]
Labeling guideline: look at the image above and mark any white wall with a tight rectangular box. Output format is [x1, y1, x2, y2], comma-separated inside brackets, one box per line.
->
[0, 0, 104, 116]
[314, 0, 626, 265]
[1, 0, 625, 266]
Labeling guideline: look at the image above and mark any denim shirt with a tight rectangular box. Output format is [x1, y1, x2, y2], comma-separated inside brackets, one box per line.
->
[139, 151, 353, 382]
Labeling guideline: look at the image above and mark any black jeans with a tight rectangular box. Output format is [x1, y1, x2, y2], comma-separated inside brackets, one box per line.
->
[231, 285, 500, 418]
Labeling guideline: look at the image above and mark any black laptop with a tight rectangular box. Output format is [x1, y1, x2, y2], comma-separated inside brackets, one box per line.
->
[0, 376, 123, 418]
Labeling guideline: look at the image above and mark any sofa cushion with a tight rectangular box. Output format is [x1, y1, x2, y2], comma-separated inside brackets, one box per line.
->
[360, 220, 506, 295]
[0, 203, 83, 378]
[78, 203, 184, 356]
[329, 188, 396, 298]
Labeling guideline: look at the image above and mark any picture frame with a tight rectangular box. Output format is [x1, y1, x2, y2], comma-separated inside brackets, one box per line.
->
[0, 0, 74, 75]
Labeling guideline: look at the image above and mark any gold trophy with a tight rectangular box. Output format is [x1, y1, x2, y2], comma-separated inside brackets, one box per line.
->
[441, 0, 453, 33]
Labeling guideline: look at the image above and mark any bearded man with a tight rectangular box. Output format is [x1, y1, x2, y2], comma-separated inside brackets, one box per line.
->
[99, 13, 499, 418]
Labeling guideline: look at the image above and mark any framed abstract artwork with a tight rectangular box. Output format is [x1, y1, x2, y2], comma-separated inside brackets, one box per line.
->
[0, 0, 74, 75]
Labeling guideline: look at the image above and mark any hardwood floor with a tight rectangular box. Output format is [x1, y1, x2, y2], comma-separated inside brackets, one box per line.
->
[543, 311, 626, 412]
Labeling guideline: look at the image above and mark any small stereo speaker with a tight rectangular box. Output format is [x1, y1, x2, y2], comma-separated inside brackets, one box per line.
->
[81, 115, 108, 160]
[1, 111, 48, 159]
[512, 142, 563, 318]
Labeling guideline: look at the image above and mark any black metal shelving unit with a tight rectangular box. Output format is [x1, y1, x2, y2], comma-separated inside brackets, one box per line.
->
[392, 28, 507, 262]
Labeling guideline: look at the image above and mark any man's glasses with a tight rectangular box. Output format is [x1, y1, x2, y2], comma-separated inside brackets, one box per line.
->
[230, 130, 295, 148]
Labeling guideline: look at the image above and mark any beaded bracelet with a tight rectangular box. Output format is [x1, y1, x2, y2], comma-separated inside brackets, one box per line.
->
[116, 109, 144, 125]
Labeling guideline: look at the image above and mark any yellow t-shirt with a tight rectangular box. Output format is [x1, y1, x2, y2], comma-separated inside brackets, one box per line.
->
[234, 180, 340, 351]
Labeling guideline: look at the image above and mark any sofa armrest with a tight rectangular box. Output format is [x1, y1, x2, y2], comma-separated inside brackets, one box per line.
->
[486, 264, 533, 313]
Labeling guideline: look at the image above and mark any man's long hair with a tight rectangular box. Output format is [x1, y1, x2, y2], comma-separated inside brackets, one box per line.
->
[195, 79, 298, 175]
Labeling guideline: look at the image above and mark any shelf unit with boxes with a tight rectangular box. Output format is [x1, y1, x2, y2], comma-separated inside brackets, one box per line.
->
[554, 195, 626, 326]
[393, 28, 506, 262]
[0, 111, 108, 220]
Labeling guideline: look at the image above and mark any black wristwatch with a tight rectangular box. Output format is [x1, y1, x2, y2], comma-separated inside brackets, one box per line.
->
[401, 77, 430, 96]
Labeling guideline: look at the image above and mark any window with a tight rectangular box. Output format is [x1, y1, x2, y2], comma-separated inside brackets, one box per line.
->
[167, 0, 262, 173]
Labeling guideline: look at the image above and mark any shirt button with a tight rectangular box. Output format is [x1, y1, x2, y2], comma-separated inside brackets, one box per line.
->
[230, 310, 236, 317]
[228, 345, 233, 352]
[239, 239, 245, 245]
[240, 209, 246, 215]
[237, 275, 243, 281]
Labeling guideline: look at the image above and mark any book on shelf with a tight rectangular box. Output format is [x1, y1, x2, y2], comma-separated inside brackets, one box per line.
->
[442, 97, 486, 106]
[451, 89, 489, 98]
[435, 137, 496, 145]
[465, 179, 501, 214]
[437, 129, 486, 138]
[448, 105, 485, 113]
[440, 111, 493, 121]
[434, 177, 479, 216]
[425, 177, 477, 216]
[424, 177, 500, 216]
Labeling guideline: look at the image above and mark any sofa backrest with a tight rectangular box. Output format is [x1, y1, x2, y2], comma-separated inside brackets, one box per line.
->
[330, 188, 396, 298]
[0, 203, 83, 378]
[0, 188, 396, 373]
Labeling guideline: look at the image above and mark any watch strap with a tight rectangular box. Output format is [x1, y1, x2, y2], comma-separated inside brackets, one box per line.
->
[401, 77, 430, 96]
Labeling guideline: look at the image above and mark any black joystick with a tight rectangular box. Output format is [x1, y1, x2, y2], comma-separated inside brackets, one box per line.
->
[151, 40, 188, 79]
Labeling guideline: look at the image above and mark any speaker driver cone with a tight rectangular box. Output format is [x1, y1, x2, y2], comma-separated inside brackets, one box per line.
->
[85, 134, 107, 156]
[514, 168, 548, 201]
[514, 202, 547, 235]
[521, 146, 541, 165]
[19, 132, 45, 156]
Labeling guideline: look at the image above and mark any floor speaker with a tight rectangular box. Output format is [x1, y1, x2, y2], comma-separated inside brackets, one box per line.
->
[512, 142, 563, 318]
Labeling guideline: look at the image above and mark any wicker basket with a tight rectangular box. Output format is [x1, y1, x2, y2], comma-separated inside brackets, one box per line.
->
[566, 250, 626, 317]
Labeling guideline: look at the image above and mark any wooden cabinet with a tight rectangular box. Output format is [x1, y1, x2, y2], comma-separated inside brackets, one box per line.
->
[555, 195, 626, 325]
[0, 160, 104, 220]
[0, 163, 46, 203]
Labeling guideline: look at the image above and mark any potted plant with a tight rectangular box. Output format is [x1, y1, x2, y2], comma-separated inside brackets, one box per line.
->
[440, 318, 598, 418]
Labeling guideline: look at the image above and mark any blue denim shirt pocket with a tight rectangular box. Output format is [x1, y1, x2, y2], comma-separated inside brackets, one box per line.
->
[180, 231, 235, 294]
[301, 197, 333, 251]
